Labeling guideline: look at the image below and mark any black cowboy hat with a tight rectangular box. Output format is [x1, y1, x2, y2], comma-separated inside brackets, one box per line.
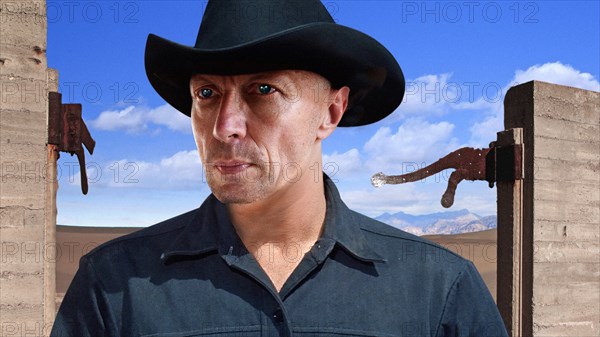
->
[145, 0, 405, 126]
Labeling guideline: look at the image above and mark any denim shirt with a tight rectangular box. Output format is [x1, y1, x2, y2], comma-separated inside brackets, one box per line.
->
[51, 176, 508, 337]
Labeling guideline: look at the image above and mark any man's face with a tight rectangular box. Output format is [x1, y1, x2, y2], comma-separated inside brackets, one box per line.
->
[189, 70, 348, 204]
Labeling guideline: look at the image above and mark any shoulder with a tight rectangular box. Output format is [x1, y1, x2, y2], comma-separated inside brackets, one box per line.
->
[81, 209, 197, 265]
[350, 210, 470, 271]
[350, 209, 455, 251]
[340, 210, 484, 312]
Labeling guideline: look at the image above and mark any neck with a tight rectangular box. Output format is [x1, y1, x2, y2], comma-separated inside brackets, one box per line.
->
[227, 171, 326, 250]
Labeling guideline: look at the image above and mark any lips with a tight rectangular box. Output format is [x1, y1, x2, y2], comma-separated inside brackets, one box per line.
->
[212, 160, 252, 175]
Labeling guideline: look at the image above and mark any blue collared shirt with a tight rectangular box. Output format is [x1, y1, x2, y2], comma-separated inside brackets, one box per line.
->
[51, 176, 508, 337]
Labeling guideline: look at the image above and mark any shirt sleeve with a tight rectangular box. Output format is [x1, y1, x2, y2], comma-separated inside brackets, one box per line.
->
[50, 255, 117, 337]
[436, 261, 509, 337]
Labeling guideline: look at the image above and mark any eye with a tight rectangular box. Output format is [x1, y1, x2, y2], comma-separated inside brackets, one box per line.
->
[257, 84, 274, 95]
[196, 88, 213, 99]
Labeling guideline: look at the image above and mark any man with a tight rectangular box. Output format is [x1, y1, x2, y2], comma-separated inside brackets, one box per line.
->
[52, 1, 508, 336]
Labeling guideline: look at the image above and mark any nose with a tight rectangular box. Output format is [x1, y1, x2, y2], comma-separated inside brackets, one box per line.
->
[213, 91, 247, 142]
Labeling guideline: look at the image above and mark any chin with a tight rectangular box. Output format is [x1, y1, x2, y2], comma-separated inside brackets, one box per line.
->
[208, 179, 269, 205]
[213, 194, 257, 205]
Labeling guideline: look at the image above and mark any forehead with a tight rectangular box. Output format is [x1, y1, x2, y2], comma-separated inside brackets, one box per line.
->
[189, 70, 330, 87]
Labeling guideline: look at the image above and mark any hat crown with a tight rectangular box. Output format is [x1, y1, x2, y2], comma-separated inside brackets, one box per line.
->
[195, 0, 335, 49]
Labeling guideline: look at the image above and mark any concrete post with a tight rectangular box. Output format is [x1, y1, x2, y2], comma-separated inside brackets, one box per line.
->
[499, 81, 600, 336]
[1, 1, 57, 336]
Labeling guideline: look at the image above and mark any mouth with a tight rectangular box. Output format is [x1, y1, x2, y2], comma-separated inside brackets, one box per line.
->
[212, 160, 253, 175]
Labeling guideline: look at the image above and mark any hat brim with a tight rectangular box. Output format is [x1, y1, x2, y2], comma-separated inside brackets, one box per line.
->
[145, 22, 404, 126]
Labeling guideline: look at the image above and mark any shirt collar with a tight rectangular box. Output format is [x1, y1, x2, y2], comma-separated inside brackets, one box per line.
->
[161, 175, 385, 264]
[320, 175, 386, 263]
[160, 195, 238, 263]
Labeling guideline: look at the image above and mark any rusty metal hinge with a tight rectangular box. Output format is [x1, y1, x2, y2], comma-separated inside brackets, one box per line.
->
[371, 142, 523, 208]
[48, 91, 96, 195]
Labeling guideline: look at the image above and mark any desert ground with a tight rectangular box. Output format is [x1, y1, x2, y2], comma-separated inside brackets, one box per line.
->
[56, 226, 498, 306]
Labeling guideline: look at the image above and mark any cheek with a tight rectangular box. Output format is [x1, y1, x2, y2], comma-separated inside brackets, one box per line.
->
[191, 113, 201, 142]
[191, 110, 211, 153]
[267, 128, 309, 163]
[191, 104, 214, 133]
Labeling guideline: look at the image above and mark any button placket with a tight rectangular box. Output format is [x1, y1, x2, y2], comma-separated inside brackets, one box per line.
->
[272, 308, 284, 323]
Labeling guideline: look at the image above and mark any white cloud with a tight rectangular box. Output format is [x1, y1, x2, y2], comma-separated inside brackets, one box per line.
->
[510, 62, 600, 92]
[91, 106, 144, 132]
[67, 150, 205, 190]
[110, 150, 203, 189]
[147, 104, 192, 133]
[389, 72, 506, 121]
[341, 177, 478, 217]
[450, 186, 497, 217]
[342, 183, 427, 217]
[468, 115, 503, 148]
[391, 73, 455, 120]
[341, 169, 497, 218]
[91, 104, 191, 134]
[322, 148, 363, 180]
[364, 119, 460, 171]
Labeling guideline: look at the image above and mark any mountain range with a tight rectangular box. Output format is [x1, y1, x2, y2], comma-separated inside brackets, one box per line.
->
[375, 209, 497, 236]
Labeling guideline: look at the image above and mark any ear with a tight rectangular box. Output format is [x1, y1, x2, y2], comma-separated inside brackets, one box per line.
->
[317, 86, 350, 140]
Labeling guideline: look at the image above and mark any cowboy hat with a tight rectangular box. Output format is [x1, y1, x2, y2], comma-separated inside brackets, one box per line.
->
[145, 0, 405, 126]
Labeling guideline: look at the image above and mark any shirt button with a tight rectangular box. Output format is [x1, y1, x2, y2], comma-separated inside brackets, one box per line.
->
[272, 308, 284, 323]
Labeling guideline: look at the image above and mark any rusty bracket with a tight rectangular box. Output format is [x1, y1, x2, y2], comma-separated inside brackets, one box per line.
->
[371, 142, 522, 208]
[48, 91, 96, 195]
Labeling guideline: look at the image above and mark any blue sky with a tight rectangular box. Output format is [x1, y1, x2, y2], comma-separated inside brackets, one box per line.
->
[47, 1, 600, 227]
